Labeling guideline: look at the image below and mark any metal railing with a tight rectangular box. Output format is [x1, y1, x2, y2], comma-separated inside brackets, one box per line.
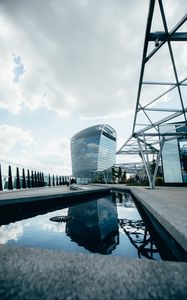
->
[0, 160, 70, 191]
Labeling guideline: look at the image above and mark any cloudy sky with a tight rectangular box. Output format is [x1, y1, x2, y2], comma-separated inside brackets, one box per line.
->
[0, 0, 186, 175]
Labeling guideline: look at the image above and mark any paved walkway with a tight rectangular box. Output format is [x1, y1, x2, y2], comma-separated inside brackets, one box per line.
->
[130, 186, 187, 253]
[0, 185, 110, 205]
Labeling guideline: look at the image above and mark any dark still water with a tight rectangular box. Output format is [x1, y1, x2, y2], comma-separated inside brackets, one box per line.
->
[0, 192, 162, 260]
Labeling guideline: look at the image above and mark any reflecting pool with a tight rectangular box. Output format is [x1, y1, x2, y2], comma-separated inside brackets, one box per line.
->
[0, 191, 163, 259]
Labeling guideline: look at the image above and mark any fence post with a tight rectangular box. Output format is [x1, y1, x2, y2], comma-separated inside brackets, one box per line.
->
[48, 174, 51, 187]
[52, 175, 55, 186]
[37, 172, 40, 187]
[31, 171, 34, 188]
[22, 168, 26, 189]
[8, 165, 13, 190]
[16, 167, 21, 189]
[40, 172, 43, 187]
[27, 170, 31, 188]
[41, 172, 45, 187]
[34, 171, 37, 187]
[0, 164, 3, 191]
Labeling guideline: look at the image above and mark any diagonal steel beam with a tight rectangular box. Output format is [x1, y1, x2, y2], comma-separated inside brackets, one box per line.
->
[134, 107, 187, 135]
[145, 14, 187, 63]
[139, 103, 159, 132]
[143, 108, 183, 112]
[132, 0, 155, 134]
[142, 81, 187, 86]
[149, 32, 187, 41]
[141, 76, 187, 110]
[158, 0, 187, 123]
[139, 132, 187, 137]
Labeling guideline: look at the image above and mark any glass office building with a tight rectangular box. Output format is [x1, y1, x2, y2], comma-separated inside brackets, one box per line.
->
[71, 124, 116, 183]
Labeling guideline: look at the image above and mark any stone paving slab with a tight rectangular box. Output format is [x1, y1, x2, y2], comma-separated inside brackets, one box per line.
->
[129, 186, 187, 253]
[0, 245, 187, 300]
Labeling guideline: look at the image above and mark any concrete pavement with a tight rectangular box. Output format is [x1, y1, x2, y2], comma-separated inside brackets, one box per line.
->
[0, 185, 110, 206]
[130, 186, 187, 253]
[0, 245, 187, 300]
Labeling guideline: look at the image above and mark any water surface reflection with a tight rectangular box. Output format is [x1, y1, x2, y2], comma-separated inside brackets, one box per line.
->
[66, 197, 119, 254]
[0, 192, 161, 259]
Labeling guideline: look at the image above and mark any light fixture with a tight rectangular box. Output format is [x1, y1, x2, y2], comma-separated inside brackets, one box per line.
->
[155, 37, 159, 47]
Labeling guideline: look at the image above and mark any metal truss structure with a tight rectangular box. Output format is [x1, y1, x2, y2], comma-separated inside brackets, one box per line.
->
[117, 0, 187, 188]
[115, 162, 145, 175]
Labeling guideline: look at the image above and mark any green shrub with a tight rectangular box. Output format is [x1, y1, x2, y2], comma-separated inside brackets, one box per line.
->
[155, 177, 164, 186]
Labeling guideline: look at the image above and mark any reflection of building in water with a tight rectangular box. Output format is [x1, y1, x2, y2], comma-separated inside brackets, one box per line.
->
[66, 197, 119, 254]
[112, 191, 135, 208]
[0, 223, 23, 244]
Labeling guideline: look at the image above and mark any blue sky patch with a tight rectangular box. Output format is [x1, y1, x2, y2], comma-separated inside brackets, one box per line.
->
[13, 54, 25, 82]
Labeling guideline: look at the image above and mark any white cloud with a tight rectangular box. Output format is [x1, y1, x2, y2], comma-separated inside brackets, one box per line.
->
[26, 208, 69, 233]
[81, 109, 133, 120]
[0, 0, 186, 171]
[0, 223, 23, 244]
[13, 137, 72, 175]
[1, 1, 186, 118]
[0, 0, 148, 118]
[0, 124, 71, 175]
[0, 124, 33, 152]
[31, 138, 72, 175]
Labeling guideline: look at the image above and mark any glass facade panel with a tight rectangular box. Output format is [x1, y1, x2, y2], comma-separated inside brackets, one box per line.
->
[160, 124, 182, 183]
[98, 135, 116, 171]
[177, 124, 187, 183]
[179, 140, 187, 182]
[71, 124, 116, 183]
[160, 123, 187, 183]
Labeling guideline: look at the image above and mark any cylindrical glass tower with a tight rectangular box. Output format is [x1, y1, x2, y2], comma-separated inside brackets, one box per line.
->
[71, 124, 116, 183]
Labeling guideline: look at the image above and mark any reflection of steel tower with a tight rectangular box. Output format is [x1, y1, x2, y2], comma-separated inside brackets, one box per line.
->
[71, 124, 116, 182]
[66, 196, 119, 254]
[118, 219, 159, 260]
